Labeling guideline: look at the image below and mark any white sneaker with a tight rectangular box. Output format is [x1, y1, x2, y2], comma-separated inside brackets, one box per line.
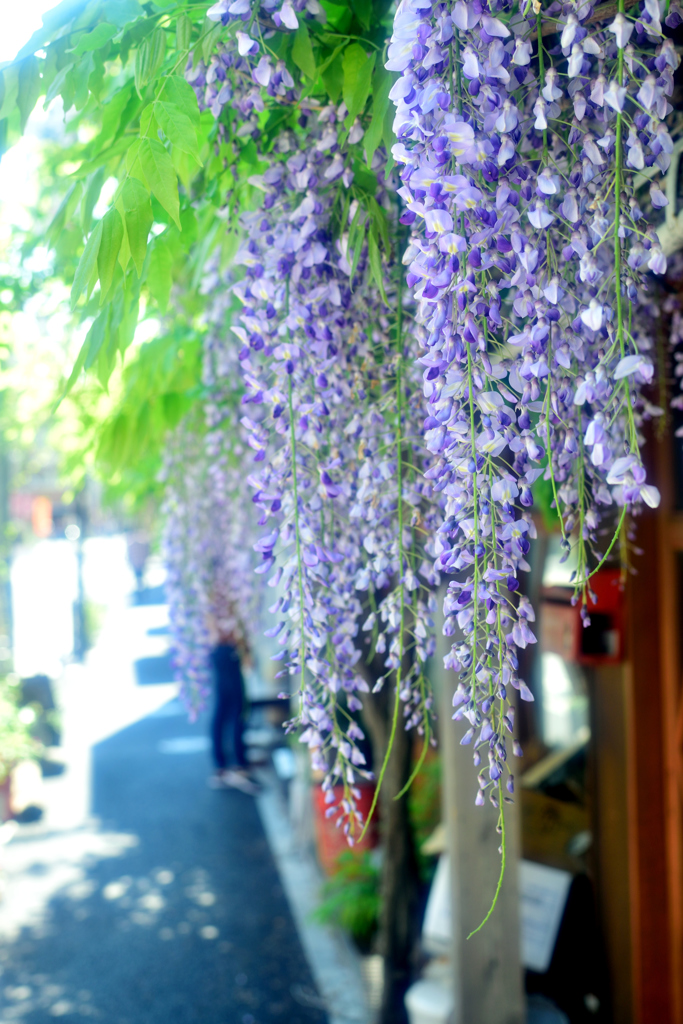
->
[223, 770, 260, 796]
[207, 771, 231, 790]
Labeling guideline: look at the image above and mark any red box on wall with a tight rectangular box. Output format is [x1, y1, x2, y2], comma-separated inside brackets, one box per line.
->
[540, 568, 624, 666]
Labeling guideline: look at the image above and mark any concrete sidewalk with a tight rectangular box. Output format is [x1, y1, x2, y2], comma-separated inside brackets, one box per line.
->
[0, 541, 368, 1024]
[2, 702, 328, 1024]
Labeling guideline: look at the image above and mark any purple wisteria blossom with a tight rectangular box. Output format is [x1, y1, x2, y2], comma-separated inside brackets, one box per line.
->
[180, 8, 443, 840]
[162, 413, 257, 717]
[387, 0, 677, 810]
[169, 0, 680, 847]
[228, 142, 442, 838]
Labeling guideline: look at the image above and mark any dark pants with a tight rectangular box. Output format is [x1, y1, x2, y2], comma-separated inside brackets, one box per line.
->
[210, 644, 246, 770]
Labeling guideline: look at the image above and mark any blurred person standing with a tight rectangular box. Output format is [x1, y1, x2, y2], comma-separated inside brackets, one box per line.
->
[126, 531, 150, 594]
[206, 594, 258, 796]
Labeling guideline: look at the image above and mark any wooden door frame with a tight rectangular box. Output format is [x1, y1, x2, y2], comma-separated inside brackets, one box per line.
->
[625, 430, 683, 1023]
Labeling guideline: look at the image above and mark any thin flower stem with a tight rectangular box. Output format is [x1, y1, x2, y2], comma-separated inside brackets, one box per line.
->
[394, 671, 431, 800]
[365, 586, 380, 665]
[571, 505, 628, 587]
[248, 3, 260, 31]
[359, 231, 408, 842]
[317, 32, 382, 48]
[467, 344, 480, 703]
[575, 436, 589, 590]
[454, 29, 464, 116]
[475, 468, 508, 929]
[620, 511, 630, 584]
[285, 281, 306, 700]
[614, 11, 629, 378]
[544, 324, 567, 540]
[570, 1, 638, 598]
[359, 665, 401, 844]
[467, 782, 506, 939]
[395, 713, 430, 799]
[536, 7, 549, 162]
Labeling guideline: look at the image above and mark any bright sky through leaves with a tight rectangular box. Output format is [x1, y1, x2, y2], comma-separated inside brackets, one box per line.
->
[0, 1, 58, 63]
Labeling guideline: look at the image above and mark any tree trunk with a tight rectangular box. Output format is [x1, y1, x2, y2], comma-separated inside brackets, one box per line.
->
[360, 673, 421, 1024]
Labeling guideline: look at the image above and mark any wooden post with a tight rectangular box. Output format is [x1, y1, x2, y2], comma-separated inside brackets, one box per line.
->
[435, 601, 525, 1024]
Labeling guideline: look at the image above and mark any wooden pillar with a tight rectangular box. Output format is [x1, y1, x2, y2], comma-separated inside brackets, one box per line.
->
[588, 664, 635, 1024]
[435, 600, 525, 1024]
[625, 499, 676, 1024]
[628, 423, 683, 1024]
[654, 428, 683, 1024]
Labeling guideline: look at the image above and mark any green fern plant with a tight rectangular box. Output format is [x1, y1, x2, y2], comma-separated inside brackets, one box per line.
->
[0, 677, 39, 783]
[312, 851, 381, 952]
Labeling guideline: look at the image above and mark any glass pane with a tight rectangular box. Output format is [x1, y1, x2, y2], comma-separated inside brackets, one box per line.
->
[542, 535, 578, 589]
[539, 652, 590, 749]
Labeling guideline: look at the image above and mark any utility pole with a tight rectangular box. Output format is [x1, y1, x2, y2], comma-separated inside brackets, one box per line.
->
[72, 484, 89, 662]
[0, 390, 13, 667]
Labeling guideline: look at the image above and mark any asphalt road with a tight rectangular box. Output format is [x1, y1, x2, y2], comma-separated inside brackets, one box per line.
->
[0, 704, 328, 1024]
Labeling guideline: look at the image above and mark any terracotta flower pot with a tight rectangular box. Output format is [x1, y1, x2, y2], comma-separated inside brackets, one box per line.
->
[312, 782, 379, 876]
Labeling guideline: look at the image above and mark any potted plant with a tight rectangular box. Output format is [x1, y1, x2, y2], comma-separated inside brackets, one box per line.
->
[0, 676, 40, 821]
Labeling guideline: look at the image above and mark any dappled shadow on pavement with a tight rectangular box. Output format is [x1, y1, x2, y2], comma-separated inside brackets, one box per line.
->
[0, 706, 327, 1024]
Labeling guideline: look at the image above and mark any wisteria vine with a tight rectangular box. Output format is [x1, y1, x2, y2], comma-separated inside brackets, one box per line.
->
[188, 15, 444, 837]
[159, 0, 681, 916]
[383, 0, 679, 923]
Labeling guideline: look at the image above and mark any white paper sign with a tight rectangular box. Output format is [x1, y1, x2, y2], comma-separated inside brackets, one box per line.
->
[422, 853, 452, 954]
[519, 860, 572, 973]
[419, 854, 572, 972]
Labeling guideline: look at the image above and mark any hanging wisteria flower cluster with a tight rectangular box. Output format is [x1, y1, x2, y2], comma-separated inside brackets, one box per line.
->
[186, 0, 324, 129]
[178, 0, 449, 839]
[386, 0, 678, 827]
[160, 0, 683, 878]
[162, 307, 258, 716]
[162, 424, 216, 714]
[232, 183, 442, 833]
